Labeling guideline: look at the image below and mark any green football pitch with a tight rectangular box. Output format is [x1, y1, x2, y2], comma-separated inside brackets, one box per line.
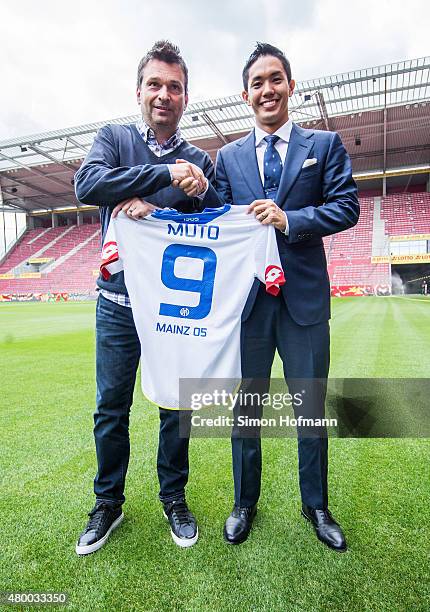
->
[1, 297, 429, 611]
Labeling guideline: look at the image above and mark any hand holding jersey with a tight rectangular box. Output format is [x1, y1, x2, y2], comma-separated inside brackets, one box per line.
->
[111, 198, 161, 220]
[248, 198, 287, 231]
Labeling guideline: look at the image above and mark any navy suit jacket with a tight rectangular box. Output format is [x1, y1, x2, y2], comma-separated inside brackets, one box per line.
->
[216, 123, 359, 325]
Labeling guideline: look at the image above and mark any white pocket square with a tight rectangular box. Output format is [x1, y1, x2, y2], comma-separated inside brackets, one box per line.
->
[302, 158, 317, 168]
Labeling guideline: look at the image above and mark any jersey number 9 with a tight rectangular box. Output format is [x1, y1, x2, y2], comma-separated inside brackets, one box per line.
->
[159, 244, 217, 320]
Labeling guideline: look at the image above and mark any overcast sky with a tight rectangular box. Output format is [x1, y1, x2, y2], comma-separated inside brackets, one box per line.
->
[0, 0, 429, 141]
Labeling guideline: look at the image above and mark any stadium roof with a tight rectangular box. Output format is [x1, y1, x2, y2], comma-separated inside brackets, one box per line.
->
[1, 57, 429, 214]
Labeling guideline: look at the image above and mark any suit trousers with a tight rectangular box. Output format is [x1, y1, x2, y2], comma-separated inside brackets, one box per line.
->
[94, 293, 191, 505]
[232, 284, 330, 509]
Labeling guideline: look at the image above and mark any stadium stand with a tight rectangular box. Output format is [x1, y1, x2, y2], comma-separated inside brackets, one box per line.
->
[1, 192, 428, 296]
[0, 227, 67, 274]
[326, 197, 390, 288]
[380, 193, 430, 235]
[0, 224, 101, 295]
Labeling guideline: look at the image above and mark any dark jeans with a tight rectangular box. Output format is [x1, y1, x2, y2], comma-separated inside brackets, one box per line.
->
[94, 294, 191, 505]
[232, 285, 330, 509]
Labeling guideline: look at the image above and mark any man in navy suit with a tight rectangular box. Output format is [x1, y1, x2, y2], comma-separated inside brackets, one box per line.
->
[215, 43, 359, 551]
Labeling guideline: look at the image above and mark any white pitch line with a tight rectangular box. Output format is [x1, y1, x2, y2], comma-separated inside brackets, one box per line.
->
[390, 296, 430, 303]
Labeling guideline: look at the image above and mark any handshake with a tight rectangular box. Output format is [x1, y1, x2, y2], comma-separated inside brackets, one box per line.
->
[170, 159, 208, 198]
[112, 159, 208, 220]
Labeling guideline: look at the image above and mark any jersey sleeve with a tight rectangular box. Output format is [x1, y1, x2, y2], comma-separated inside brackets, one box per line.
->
[100, 219, 124, 279]
[254, 225, 286, 296]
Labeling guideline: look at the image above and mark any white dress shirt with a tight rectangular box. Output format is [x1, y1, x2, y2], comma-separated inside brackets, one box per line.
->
[254, 119, 293, 235]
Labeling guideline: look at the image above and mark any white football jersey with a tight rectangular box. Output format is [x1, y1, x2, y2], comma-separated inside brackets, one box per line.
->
[101, 205, 285, 409]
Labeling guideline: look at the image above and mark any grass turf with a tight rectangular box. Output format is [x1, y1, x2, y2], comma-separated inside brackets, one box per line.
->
[0, 297, 429, 611]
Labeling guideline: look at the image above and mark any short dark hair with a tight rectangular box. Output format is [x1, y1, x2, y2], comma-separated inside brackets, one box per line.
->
[242, 42, 292, 90]
[136, 40, 188, 93]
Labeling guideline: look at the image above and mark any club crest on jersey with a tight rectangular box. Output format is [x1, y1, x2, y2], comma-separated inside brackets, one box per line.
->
[265, 265, 285, 296]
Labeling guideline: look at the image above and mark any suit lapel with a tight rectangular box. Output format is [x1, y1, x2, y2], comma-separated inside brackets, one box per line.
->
[277, 123, 314, 207]
[234, 130, 266, 200]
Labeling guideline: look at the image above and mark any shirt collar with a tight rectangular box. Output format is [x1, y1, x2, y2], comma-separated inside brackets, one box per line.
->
[135, 118, 182, 148]
[254, 118, 293, 148]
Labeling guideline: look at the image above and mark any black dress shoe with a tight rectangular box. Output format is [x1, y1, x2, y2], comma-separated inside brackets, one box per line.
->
[301, 504, 347, 552]
[163, 498, 198, 548]
[224, 504, 257, 544]
[76, 501, 124, 555]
